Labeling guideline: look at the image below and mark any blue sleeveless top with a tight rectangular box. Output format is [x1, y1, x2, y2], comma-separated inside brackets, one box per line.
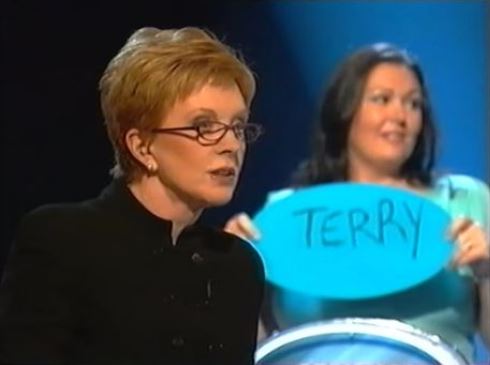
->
[266, 175, 490, 362]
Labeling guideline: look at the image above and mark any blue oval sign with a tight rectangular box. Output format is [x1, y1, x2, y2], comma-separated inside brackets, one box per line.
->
[253, 183, 454, 299]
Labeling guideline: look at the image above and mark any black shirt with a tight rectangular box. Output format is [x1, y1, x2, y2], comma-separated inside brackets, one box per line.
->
[0, 179, 265, 365]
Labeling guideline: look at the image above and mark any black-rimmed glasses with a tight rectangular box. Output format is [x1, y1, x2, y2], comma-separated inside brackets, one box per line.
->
[151, 121, 264, 146]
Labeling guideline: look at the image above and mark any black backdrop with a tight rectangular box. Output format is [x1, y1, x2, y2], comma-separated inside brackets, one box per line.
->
[1, 1, 313, 275]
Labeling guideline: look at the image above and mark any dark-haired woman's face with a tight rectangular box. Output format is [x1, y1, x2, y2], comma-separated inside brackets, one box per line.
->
[347, 63, 423, 176]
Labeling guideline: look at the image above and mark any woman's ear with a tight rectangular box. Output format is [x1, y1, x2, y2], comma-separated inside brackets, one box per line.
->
[125, 128, 157, 173]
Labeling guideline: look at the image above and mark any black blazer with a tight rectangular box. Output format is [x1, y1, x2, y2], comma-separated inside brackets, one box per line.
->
[0, 180, 265, 365]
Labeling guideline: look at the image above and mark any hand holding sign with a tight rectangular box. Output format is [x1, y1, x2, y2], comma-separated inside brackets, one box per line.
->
[253, 183, 454, 299]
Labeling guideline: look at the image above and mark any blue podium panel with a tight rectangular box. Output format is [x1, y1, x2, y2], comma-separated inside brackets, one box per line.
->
[253, 183, 454, 299]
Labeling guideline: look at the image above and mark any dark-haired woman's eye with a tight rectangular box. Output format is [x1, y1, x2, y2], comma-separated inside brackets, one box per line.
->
[369, 94, 390, 105]
[407, 98, 423, 111]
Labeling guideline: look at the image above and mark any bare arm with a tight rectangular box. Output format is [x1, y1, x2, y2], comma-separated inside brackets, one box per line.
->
[448, 176, 490, 349]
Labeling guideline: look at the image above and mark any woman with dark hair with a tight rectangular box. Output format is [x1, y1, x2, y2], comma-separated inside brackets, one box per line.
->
[225, 43, 490, 362]
[292, 43, 436, 187]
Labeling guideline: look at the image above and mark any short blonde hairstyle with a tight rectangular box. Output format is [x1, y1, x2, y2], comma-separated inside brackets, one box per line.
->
[99, 27, 256, 181]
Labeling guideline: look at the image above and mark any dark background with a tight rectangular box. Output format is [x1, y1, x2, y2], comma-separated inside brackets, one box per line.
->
[1, 0, 310, 271]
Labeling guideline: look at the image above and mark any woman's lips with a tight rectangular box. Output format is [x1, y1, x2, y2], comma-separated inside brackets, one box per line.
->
[209, 167, 237, 184]
[380, 131, 405, 143]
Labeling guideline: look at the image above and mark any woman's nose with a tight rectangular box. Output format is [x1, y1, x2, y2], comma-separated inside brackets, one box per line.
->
[388, 98, 408, 123]
[216, 127, 243, 153]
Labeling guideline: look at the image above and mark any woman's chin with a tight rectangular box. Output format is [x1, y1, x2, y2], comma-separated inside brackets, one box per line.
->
[207, 193, 234, 207]
[193, 190, 235, 209]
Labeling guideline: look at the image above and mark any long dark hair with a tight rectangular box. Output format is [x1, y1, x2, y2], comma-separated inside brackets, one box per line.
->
[292, 43, 437, 187]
